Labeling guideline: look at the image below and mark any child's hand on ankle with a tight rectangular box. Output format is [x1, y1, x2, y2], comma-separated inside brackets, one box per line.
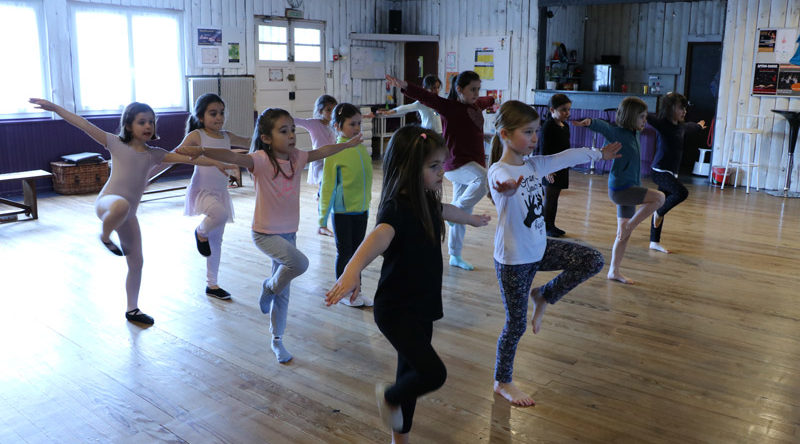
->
[469, 213, 491, 227]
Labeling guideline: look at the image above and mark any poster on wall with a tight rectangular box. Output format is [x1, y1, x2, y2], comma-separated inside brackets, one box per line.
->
[752, 28, 800, 97]
[777, 64, 800, 96]
[458, 36, 510, 90]
[198, 28, 222, 46]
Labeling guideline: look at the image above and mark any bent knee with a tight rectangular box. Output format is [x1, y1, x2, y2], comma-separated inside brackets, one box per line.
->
[295, 254, 310, 274]
[428, 362, 448, 390]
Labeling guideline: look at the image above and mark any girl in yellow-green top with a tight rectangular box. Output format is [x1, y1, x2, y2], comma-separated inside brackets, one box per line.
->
[319, 103, 374, 307]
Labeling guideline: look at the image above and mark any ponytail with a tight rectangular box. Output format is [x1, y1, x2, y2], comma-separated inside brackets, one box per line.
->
[448, 70, 481, 101]
[490, 134, 503, 166]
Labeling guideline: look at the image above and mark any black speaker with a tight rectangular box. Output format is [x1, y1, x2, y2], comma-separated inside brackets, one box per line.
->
[389, 10, 401, 34]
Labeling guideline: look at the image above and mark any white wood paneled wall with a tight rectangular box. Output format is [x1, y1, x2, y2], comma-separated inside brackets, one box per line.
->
[390, 0, 540, 104]
[581, 1, 726, 93]
[545, 5, 587, 67]
[715, 0, 800, 192]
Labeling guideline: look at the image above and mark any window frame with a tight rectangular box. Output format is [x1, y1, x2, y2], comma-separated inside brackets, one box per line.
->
[0, 0, 51, 119]
[69, 3, 185, 115]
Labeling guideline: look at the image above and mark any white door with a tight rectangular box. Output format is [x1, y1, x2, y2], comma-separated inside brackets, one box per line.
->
[254, 19, 325, 150]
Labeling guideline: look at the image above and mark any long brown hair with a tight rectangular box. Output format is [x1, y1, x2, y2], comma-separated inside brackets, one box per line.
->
[616, 97, 648, 131]
[380, 125, 446, 243]
[489, 100, 540, 165]
[250, 108, 295, 179]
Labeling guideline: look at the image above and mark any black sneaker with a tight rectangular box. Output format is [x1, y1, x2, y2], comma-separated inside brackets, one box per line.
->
[206, 287, 231, 300]
[195, 229, 211, 257]
[125, 308, 154, 325]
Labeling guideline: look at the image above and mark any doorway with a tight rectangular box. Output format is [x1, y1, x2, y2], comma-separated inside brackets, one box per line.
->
[402, 42, 438, 126]
[254, 18, 325, 150]
[683, 42, 722, 173]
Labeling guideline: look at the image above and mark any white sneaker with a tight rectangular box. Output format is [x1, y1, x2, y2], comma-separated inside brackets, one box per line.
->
[338, 294, 365, 307]
[375, 382, 403, 432]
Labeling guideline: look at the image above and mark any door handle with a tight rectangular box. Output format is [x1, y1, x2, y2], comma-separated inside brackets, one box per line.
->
[289, 92, 296, 100]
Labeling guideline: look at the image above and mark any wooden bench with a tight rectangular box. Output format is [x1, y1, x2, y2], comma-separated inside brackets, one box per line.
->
[0, 170, 53, 221]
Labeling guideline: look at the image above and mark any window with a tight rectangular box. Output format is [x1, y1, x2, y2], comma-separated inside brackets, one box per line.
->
[258, 25, 288, 61]
[0, 1, 49, 118]
[294, 28, 321, 62]
[71, 5, 184, 113]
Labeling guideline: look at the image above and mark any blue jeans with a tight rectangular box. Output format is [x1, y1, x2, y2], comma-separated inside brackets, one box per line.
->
[252, 231, 309, 336]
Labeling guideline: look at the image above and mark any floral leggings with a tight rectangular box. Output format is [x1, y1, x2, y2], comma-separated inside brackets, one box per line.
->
[494, 239, 605, 383]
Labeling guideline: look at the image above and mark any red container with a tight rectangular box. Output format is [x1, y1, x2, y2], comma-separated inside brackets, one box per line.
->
[711, 165, 732, 186]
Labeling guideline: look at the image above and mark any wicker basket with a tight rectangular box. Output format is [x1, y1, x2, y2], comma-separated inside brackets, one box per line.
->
[50, 161, 109, 194]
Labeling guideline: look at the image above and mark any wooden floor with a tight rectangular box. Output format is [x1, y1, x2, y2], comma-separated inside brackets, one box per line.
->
[1, 166, 799, 443]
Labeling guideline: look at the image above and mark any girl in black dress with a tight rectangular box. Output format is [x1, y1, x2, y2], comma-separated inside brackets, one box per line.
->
[540, 94, 573, 237]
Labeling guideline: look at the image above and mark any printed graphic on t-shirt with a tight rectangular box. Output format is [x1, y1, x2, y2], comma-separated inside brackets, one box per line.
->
[520, 174, 544, 230]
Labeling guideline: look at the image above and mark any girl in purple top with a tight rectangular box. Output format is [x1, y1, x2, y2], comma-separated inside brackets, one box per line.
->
[29, 98, 223, 326]
[386, 71, 495, 271]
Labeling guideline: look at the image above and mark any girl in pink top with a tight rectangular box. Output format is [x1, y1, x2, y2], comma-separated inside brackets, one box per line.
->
[178, 108, 361, 363]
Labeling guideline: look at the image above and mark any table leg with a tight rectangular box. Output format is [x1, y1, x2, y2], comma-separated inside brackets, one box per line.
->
[784, 122, 799, 196]
[22, 178, 38, 219]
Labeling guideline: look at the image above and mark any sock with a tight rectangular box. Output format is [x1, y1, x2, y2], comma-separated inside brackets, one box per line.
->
[271, 337, 292, 363]
[259, 279, 274, 314]
[449, 255, 474, 270]
[649, 242, 670, 253]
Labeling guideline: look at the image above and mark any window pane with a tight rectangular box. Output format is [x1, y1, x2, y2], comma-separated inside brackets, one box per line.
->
[258, 25, 286, 43]
[132, 14, 182, 108]
[294, 28, 320, 45]
[74, 10, 131, 111]
[259, 43, 287, 61]
[295, 45, 320, 62]
[0, 4, 46, 115]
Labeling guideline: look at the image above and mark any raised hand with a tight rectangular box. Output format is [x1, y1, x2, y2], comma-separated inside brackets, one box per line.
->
[698, 120, 707, 129]
[599, 141, 622, 160]
[572, 118, 591, 127]
[344, 133, 364, 147]
[545, 173, 555, 184]
[376, 109, 395, 115]
[493, 175, 523, 193]
[385, 74, 407, 89]
[29, 98, 58, 112]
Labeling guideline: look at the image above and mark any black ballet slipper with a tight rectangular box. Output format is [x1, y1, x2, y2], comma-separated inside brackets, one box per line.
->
[125, 308, 154, 325]
[195, 229, 211, 257]
[100, 236, 124, 256]
[205, 286, 231, 300]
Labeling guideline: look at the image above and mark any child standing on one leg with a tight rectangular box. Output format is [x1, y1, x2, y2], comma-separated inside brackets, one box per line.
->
[294, 94, 338, 236]
[325, 126, 490, 444]
[178, 108, 361, 363]
[488, 101, 620, 406]
[574, 97, 665, 284]
[318, 103, 374, 307]
[646, 93, 705, 253]
[386, 72, 495, 271]
[540, 94, 574, 238]
[177, 93, 251, 300]
[30, 98, 223, 325]
[377, 74, 443, 134]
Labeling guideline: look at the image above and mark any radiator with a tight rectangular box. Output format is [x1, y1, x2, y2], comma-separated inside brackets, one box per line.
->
[187, 76, 255, 140]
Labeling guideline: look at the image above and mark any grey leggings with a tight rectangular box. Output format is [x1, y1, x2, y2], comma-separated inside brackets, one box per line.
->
[252, 231, 309, 337]
[494, 239, 605, 383]
[608, 186, 649, 218]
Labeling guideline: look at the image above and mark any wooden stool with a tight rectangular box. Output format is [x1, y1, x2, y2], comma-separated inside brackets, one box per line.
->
[722, 114, 767, 193]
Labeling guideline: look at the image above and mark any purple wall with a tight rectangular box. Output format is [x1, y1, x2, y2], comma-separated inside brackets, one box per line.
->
[0, 112, 191, 196]
[532, 106, 657, 175]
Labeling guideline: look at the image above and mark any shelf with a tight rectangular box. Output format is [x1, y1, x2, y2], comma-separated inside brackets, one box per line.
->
[349, 33, 439, 42]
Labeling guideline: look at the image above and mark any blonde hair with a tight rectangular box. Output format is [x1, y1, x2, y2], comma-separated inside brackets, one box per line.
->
[489, 100, 539, 165]
[615, 97, 648, 131]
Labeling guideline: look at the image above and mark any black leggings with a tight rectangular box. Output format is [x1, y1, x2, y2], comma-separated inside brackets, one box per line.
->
[331, 212, 368, 278]
[542, 185, 562, 229]
[650, 171, 689, 242]
[375, 310, 447, 434]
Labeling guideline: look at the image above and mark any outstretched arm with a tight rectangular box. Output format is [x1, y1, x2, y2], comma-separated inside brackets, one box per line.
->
[442, 204, 491, 227]
[325, 223, 395, 305]
[176, 146, 255, 169]
[29, 98, 107, 146]
[227, 132, 253, 148]
[307, 133, 364, 163]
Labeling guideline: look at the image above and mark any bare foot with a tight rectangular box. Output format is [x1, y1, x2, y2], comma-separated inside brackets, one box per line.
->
[607, 271, 635, 284]
[493, 381, 535, 407]
[318, 227, 334, 237]
[649, 242, 671, 254]
[530, 287, 547, 334]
